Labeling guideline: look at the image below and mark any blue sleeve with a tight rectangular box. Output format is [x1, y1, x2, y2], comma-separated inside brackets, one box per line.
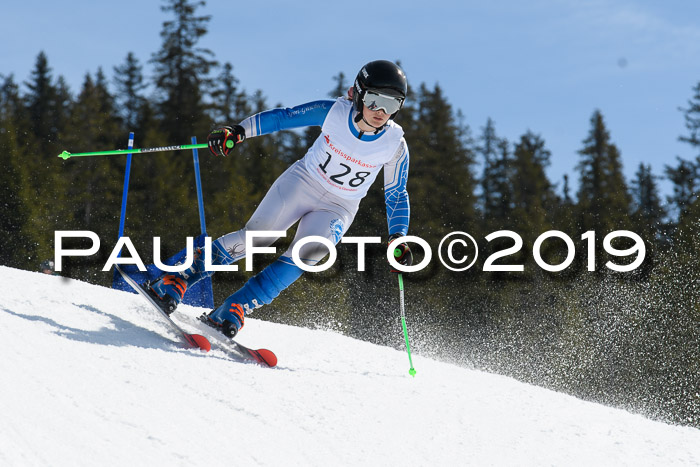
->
[384, 140, 410, 236]
[239, 100, 334, 138]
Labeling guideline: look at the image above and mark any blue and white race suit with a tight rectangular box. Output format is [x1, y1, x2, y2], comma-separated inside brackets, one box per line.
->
[213, 97, 410, 315]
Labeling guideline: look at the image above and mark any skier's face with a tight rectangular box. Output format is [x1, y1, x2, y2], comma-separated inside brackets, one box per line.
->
[361, 106, 391, 129]
[348, 86, 393, 131]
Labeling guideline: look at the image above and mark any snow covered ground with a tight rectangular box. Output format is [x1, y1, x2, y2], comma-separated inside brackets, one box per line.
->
[1, 265, 698, 466]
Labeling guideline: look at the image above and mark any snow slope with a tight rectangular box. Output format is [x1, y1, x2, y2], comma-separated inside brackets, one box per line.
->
[0, 265, 698, 467]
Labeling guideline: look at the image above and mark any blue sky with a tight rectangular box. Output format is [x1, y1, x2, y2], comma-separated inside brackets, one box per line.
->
[4, 0, 700, 200]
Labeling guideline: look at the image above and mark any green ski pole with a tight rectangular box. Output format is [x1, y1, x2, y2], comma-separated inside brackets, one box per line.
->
[57, 141, 232, 160]
[397, 273, 417, 377]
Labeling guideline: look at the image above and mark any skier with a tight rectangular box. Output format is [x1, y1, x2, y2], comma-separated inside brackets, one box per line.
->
[146, 60, 414, 338]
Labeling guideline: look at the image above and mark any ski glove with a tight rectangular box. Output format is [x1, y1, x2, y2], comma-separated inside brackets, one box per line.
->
[388, 233, 413, 273]
[207, 125, 245, 157]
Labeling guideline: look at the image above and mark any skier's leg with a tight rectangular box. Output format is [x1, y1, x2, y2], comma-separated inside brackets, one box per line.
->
[207, 160, 321, 263]
[206, 208, 357, 337]
[149, 161, 314, 312]
[205, 256, 304, 337]
[148, 238, 235, 312]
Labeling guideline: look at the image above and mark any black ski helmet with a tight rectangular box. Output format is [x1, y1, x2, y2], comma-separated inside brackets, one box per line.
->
[353, 60, 407, 119]
[40, 259, 55, 273]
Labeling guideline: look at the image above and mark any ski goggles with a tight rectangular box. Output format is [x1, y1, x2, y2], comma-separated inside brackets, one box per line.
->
[362, 91, 404, 114]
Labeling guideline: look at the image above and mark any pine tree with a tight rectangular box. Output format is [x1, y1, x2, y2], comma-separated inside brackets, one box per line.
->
[492, 137, 514, 226]
[630, 163, 666, 243]
[210, 62, 248, 124]
[478, 118, 503, 223]
[60, 71, 123, 253]
[150, 0, 217, 143]
[54, 77, 72, 143]
[510, 131, 557, 243]
[23, 53, 72, 180]
[113, 52, 147, 131]
[668, 82, 700, 256]
[19, 53, 74, 270]
[576, 110, 632, 235]
[24, 51, 59, 144]
[0, 75, 31, 267]
[679, 81, 700, 152]
[554, 173, 577, 241]
[673, 79, 700, 225]
[665, 157, 698, 220]
[673, 193, 700, 258]
[329, 72, 347, 98]
[562, 174, 572, 205]
[408, 84, 478, 239]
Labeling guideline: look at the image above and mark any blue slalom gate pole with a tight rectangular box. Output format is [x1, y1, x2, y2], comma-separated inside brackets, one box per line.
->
[112, 132, 134, 285]
[187, 136, 214, 308]
[110, 133, 214, 309]
[117, 132, 135, 242]
[191, 136, 207, 235]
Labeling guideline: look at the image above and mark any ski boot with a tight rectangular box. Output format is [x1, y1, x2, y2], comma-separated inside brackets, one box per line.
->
[143, 275, 187, 315]
[145, 241, 236, 315]
[200, 300, 245, 338]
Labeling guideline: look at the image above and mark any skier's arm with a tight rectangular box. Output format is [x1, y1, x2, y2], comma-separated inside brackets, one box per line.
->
[239, 100, 335, 138]
[383, 138, 410, 237]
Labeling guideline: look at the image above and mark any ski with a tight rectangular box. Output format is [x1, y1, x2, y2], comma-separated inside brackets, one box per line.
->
[115, 265, 277, 368]
[195, 314, 277, 368]
[115, 265, 211, 352]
